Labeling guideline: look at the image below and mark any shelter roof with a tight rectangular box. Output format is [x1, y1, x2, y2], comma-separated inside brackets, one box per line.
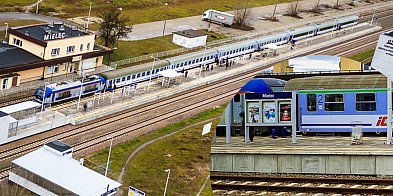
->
[284, 74, 386, 91]
[158, 69, 183, 78]
[0, 43, 43, 69]
[12, 146, 121, 195]
[0, 101, 41, 114]
[239, 78, 287, 93]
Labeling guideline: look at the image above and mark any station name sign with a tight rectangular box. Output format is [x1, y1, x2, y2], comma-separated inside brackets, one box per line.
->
[43, 32, 66, 41]
[245, 92, 292, 100]
[371, 31, 393, 78]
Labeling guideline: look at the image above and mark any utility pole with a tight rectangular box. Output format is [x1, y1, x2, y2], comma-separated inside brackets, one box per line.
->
[294, 1, 299, 13]
[162, 3, 169, 37]
[36, 0, 39, 14]
[272, 3, 278, 20]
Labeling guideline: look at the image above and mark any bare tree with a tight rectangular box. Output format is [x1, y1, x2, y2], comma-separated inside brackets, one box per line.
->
[287, 1, 302, 18]
[233, 0, 253, 29]
[99, 7, 132, 47]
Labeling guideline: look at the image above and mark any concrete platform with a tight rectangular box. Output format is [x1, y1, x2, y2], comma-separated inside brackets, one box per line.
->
[210, 136, 393, 176]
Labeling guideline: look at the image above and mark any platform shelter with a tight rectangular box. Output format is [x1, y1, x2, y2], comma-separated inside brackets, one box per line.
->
[158, 69, 183, 87]
[9, 141, 121, 196]
[0, 101, 41, 138]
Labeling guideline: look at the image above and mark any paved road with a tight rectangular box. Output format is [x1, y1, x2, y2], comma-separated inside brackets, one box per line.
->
[123, 0, 384, 40]
[0, 12, 64, 31]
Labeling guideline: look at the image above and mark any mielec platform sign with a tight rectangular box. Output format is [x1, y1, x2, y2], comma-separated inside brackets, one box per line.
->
[128, 186, 145, 196]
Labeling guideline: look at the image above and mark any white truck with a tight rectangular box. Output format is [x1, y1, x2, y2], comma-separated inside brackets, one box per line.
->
[202, 9, 234, 27]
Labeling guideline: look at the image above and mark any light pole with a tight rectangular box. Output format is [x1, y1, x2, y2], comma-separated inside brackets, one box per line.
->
[76, 61, 84, 111]
[4, 23, 8, 42]
[40, 81, 49, 117]
[36, 0, 39, 13]
[163, 169, 170, 196]
[105, 136, 114, 177]
[86, 2, 92, 31]
[148, 56, 160, 90]
[162, 2, 169, 37]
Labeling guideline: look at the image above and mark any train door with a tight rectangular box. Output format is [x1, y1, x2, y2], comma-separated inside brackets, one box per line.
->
[232, 94, 243, 126]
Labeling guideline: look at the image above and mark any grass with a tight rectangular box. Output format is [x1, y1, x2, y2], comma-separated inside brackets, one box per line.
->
[350, 48, 375, 63]
[0, 20, 45, 27]
[104, 29, 227, 62]
[38, 0, 296, 24]
[0, 0, 36, 6]
[85, 105, 225, 194]
[200, 178, 213, 196]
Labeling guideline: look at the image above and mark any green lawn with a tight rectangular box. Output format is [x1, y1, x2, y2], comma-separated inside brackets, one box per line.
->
[103, 29, 227, 62]
[85, 106, 225, 195]
[0, 0, 36, 6]
[39, 0, 296, 24]
[0, 20, 45, 27]
[350, 48, 375, 63]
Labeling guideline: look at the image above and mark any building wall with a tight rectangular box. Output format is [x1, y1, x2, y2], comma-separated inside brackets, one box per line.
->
[17, 67, 44, 82]
[340, 57, 362, 71]
[8, 34, 45, 58]
[172, 34, 207, 49]
[0, 114, 10, 142]
[0, 75, 20, 90]
[44, 34, 96, 60]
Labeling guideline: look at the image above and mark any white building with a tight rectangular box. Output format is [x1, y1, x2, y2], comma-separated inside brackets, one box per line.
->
[9, 141, 121, 196]
[172, 29, 207, 49]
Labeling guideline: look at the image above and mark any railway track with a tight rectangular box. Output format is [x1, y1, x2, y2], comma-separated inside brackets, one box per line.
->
[1, 7, 392, 182]
[210, 173, 393, 195]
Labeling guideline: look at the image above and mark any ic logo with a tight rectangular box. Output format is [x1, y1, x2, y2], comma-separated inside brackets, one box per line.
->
[376, 116, 387, 126]
[388, 40, 393, 46]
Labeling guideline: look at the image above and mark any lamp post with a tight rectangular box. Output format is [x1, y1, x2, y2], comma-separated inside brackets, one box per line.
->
[148, 56, 160, 90]
[105, 136, 114, 177]
[36, 0, 39, 13]
[76, 61, 84, 111]
[162, 2, 169, 37]
[163, 169, 170, 196]
[86, 2, 92, 31]
[4, 23, 8, 42]
[40, 81, 49, 117]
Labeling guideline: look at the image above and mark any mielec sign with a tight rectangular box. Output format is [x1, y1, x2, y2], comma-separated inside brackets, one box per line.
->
[371, 29, 393, 76]
[43, 32, 66, 41]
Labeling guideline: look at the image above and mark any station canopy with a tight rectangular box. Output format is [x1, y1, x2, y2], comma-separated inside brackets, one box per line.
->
[158, 69, 183, 78]
[0, 101, 40, 114]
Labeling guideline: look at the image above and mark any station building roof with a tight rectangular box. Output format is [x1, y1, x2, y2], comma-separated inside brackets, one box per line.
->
[0, 111, 8, 117]
[239, 78, 287, 93]
[0, 101, 41, 114]
[0, 43, 42, 69]
[12, 143, 121, 195]
[284, 74, 386, 91]
[10, 23, 88, 43]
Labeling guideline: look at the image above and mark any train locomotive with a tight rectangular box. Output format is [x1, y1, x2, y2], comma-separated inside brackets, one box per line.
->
[35, 16, 358, 105]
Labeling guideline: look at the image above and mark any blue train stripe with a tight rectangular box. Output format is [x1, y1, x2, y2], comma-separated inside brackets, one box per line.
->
[302, 123, 373, 126]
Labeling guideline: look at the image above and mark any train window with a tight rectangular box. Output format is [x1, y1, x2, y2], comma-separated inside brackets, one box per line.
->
[156, 69, 159, 73]
[307, 94, 316, 112]
[116, 78, 121, 83]
[196, 59, 199, 63]
[185, 62, 188, 65]
[127, 76, 131, 80]
[122, 77, 126, 82]
[325, 94, 344, 111]
[181, 63, 184, 67]
[137, 73, 140, 78]
[192, 60, 195, 64]
[146, 71, 150, 76]
[132, 75, 136, 79]
[356, 93, 376, 111]
[203, 57, 206, 61]
[200, 58, 202, 62]
[188, 61, 191, 65]
[234, 94, 240, 102]
[142, 72, 146, 77]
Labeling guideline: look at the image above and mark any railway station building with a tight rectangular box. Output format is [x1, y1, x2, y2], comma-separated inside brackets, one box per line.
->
[9, 141, 121, 196]
[0, 22, 112, 90]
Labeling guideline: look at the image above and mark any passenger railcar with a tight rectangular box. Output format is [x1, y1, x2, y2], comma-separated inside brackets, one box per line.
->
[35, 75, 105, 104]
[285, 74, 388, 133]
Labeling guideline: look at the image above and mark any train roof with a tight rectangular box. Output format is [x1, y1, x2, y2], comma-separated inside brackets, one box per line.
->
[284, 74, 386, 91]
[100, 60, 170, 79]
[47, 75, 103, 91]
[217, 40, 256, 53]
[239, 78, 287, 93]
[168, 48, 218, 64]
[337, 15, 359, 23]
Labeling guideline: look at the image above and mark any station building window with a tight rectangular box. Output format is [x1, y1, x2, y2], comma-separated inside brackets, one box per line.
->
[66, 46, 75, 53]
[47, 65, 59, 74]
[2, 78, 8, 90]
[13, 38, 23, 47]
[87, 43, 91, 50]
[51, 48, 60, 56]
[80, 44, 84, 51]
[307, 94, 316, 112]
[356, 93, 376, 111]
[325, 94, 344, 111]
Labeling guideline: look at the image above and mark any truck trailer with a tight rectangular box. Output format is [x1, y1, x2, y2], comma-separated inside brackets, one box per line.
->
[202, 9, 234, 27]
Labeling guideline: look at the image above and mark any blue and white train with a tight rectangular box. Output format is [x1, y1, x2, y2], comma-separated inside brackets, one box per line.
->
[285, 74, 389, 133]
[35, 16, 358, 104]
